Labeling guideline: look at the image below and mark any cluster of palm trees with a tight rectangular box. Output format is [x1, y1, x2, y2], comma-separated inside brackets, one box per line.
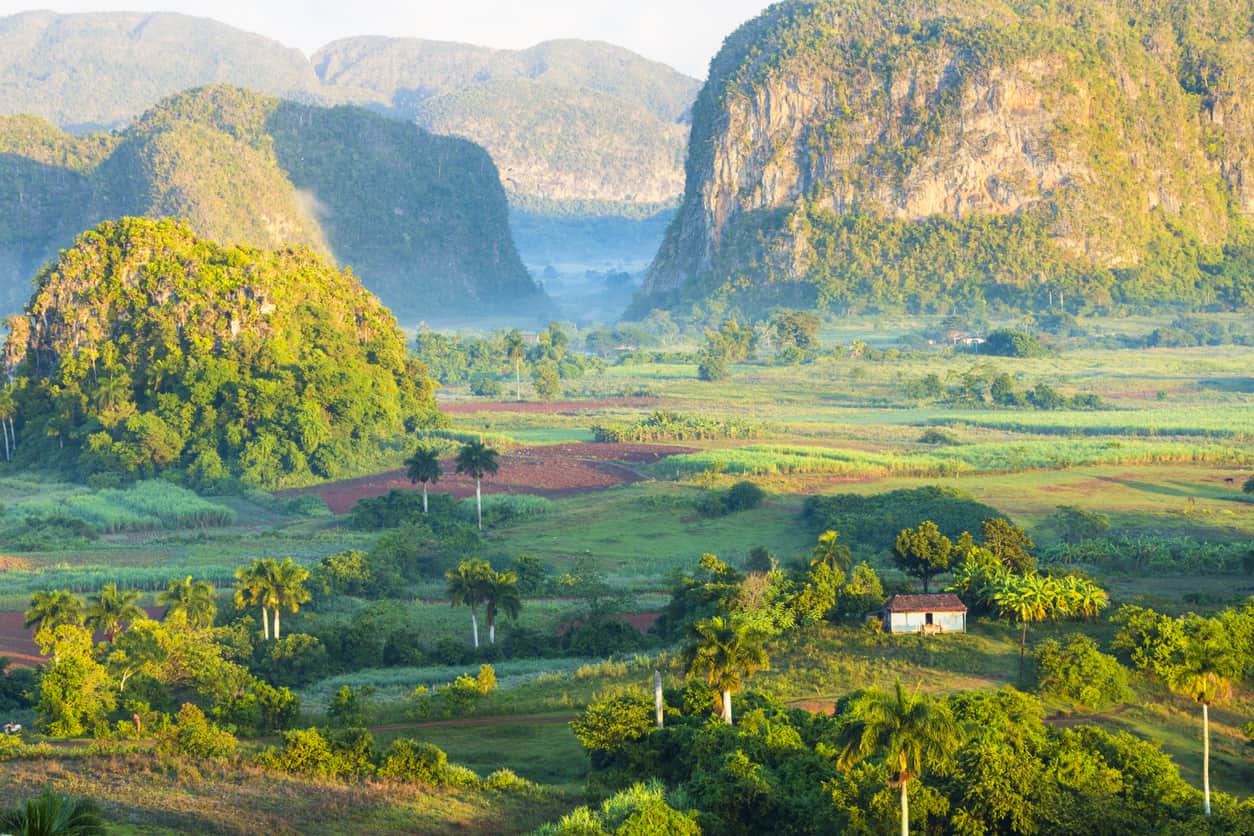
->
[24, 577, 218, 641]
[233, 557, 311, 640]
[445, 559, 521, 648]
[948, 561, 1109, 677]
[405, 439, 500, 529]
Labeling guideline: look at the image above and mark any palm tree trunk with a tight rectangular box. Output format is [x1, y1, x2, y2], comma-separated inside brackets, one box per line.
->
[422, 483, 428, 514]
[471, 610, 480, 649]
[1203, 702, 1211, 816]
[515, 359, 521, 401]
[489, 617, 496, 645]
[722, 689, 733, 725]
[901, 778, 910, 836]
[476, 479, 482, 529]
[1, 419, 9, 462]
[655, 670, 664, 729]
[274, 608, 281, 640]
[261, 606, 270, 640]
[1019, 621, 1028, 685]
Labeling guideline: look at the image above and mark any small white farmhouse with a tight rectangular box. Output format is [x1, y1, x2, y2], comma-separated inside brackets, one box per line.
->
[882, 593, 967, 634]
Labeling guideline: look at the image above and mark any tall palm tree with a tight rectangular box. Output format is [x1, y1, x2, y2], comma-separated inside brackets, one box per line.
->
[0, 787, 105, 835]
[24, 589, 84, 633]
[993, 573, 1053, 684]
[1170, 618, 1238, 816]
[682, 615, 770, 725]
[455, 440, 500, 530]
[270, 557, 311, 640]
[504, 330, 527, 401]
[234, 559, 279, 641]
[84, 583, 144, 642]
[446, 559, 493, 648]
[404, 445, 443, 514]
[837, 683, 958, 836]
[484, 570, 522, 645]
[156, 576, 217, 630]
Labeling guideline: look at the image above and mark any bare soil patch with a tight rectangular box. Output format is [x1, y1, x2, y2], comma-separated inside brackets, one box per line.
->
[0, 607, 164, 668]
[282, 443, 695, 514]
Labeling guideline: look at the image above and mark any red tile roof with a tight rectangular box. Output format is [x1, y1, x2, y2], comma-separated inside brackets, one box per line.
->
[884, 593, 967, 613]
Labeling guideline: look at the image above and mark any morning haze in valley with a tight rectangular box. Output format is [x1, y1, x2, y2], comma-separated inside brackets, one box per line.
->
[0, 1, 1249, 833]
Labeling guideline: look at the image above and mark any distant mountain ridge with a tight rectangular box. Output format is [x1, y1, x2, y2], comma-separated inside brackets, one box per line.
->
[639, 0, 1254, 316]
[0, 11, 698, 216]
[0, 85, 541, 317]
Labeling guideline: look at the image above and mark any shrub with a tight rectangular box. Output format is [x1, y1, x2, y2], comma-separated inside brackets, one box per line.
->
[470, 376, 504, 398]
[804, 486, 1003, 551]
[1245, 475, 1254, 494]
[379, 739, 449, 784]
[696, 481, 767, 517]
[265, 728, 338, 777]
[571, 693, 656, 769]
[979, 329, 1050, 357]
[156, 703, 237, 761]
[1034, 634, 1130, 709]
[918, 428, 959, 445]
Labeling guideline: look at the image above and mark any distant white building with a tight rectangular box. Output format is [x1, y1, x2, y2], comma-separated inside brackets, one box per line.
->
[882, 593, 967, 634]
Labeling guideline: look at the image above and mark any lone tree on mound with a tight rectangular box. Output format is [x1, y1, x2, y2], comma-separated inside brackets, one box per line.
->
[405, 444, 443, 514]
[456, 440, 500, 530]
[837, 683, 958, 836]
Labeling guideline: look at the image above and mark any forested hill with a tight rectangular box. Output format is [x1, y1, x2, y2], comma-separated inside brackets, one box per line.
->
[637, 0, 1254, 317]
[0, 12, 698, 218]
[312, 37, 698, 213]
[0, 85, 543, 318]
[1, 217, 442, 488]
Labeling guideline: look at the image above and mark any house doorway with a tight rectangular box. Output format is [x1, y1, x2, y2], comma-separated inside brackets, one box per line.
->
[925, 613, 934, 626]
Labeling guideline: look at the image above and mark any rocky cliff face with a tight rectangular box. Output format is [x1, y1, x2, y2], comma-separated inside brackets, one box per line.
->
[642, 0, 1254, 313]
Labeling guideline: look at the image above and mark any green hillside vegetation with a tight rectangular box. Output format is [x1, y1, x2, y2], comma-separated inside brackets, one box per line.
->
[1, 217, 443, 488]
[641, 0, 1254, 317]
[0, 85, 542, 317]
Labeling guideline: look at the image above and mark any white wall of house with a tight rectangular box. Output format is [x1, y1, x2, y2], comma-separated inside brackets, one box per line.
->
[886, 611, 966, 633]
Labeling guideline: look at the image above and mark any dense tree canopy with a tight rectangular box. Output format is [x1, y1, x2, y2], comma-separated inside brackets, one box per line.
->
[1, 218, 443, 488]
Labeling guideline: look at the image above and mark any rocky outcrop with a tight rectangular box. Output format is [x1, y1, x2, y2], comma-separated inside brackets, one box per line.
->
[642, 0, 1254, 312]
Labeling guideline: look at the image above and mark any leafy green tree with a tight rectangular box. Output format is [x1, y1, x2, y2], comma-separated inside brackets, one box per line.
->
[981, 518, 1036, 573]
[404, 444, 442, 514]
[1111, 604, 1186, 679]
[892, 521, 953, 592]
[105, 618, 166, 692]
[84, 583, 144, 642]
[156, 576, 216, 630]
[570, 693, 656, 768]
[837, 683, 958, 836]
[484, 569, 522, 645]
[455, 440, 501, 530]
[1050, 505, 1110, 544]
[34, 624, 116, 737]
[682, 615, 770, 725]
[446, 559, 494, 648]
[155, 703, 238, 761]
[1170, 618, 1240, 817]
[1034, 634, 1130, 709]
[24, 589, 84, 633]
[0, 788, 105, 836]
[531, 362, 562, 401]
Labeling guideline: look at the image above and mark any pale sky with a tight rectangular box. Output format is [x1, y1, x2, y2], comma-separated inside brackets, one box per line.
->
[2, 1, 775, 77]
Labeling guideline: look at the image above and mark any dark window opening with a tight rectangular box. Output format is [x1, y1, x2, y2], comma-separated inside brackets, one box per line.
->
[925, 612, 934, 625]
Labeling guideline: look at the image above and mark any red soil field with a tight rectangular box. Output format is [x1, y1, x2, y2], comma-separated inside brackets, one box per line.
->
[282, 442, 694, 514]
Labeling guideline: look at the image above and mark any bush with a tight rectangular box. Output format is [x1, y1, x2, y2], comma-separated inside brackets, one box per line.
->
[156, 703, 238, 761]
[696, 481, 767, 517]
[918, 428, 959, 445]
[379, 739, 449, 784]
[978, 329, 1050, 358]
[1034, 634, 1130, 709]
[804, 486, 1003, 551]
[470, 376, 504, 398]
